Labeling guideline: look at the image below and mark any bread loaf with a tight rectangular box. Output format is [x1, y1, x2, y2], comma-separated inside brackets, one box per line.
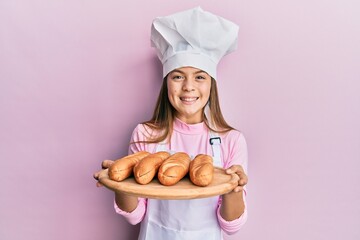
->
[189, 154, 214, 187]
[133, 151, 171, 184]
[158, 152, 191, 186]
[108, 151, 150, 181]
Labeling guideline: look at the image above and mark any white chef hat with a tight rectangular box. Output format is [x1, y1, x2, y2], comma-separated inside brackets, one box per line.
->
[151, 7, 239, 79]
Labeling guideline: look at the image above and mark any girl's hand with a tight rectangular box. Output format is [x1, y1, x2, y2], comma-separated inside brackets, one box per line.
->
[225, 165, 248, 193]
[93, 160, 114, 187]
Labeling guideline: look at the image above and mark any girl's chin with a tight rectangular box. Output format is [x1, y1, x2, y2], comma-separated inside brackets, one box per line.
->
[175, 112, 203, 123]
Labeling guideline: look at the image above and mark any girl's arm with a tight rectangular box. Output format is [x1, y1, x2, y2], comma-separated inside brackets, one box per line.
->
[220, 165, 248, 220]
[115, 192, 139, 212]
[216, 132, 248, 234]
[112, 124, 153, 223]
[94, 159, 141, 212]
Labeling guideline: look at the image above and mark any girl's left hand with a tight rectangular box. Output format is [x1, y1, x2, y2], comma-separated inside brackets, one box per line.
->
[225, 165, 248, 193]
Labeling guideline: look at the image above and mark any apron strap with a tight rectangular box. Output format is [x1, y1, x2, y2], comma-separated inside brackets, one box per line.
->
[209, 131, 222, 167]
[156, 142, 177, 155]
[156, 142, 167, 152]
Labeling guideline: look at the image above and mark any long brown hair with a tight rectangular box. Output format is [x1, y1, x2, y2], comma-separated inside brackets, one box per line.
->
[141, 77, 234, 144]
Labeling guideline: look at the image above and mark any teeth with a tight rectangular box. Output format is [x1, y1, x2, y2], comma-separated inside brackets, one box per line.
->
[180, 97, 197, 102]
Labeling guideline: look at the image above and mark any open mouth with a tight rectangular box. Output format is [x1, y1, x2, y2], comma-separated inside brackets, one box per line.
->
[180, 97, 199, 103]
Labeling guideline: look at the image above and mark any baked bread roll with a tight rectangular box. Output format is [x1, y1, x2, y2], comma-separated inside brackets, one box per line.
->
[108, 151, 150, 181]
[133, 151, 171, 185]
[189, 154, 214, 187]
[158, 152, 191, 186]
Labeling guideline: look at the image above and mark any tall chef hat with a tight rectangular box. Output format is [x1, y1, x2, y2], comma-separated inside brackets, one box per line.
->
[151, 6, 239, 79]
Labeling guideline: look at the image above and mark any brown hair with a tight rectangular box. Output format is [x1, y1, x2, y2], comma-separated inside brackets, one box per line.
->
[140, 77, 234, 144]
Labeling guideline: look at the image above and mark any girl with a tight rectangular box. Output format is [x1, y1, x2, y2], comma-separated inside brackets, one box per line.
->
[94, 7, 248, 240]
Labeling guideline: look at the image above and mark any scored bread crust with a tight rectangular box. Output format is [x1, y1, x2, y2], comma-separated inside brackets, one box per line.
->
[158, 152, 191, 186]
[133, 151, 171, 184]
[108, 151, 150, 181]
[189, 154, 214, 187]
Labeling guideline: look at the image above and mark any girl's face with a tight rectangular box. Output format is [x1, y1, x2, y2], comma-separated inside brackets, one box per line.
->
[167, 67, 211, 124]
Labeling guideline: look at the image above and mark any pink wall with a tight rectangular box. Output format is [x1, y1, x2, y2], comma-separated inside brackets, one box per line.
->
[1, 1, 359, 239]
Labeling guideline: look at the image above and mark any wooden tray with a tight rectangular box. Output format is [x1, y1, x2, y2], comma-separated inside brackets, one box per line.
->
[98, 167, 239, 200]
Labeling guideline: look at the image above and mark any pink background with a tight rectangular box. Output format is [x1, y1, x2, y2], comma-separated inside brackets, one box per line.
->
[1, 0, 359, 239]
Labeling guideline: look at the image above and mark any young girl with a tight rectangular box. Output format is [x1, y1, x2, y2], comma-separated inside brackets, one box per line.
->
[94, 7, 248, 240]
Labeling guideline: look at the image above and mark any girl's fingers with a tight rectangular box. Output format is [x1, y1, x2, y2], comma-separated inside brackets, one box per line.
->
[225, 165, 236, 174]
[94, 160, 112, 187]
[233, 186, 243, 193]
[93, 171, 103, 187]
[225, 165, 244, 175]
[101, 160, 114, 169]
[225, 165, 248, 187]
[237, 171, 248, 186]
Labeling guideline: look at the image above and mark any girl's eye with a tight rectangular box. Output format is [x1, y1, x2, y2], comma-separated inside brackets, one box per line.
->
[172, 75, 183, 80]
[196, 75, 206, 80]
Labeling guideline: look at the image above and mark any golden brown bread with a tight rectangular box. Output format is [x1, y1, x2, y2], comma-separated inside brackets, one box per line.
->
[158, 152, 191, 186]
[108, 151, 150, 181]
[133, 151, 171, 185]
[189, 154, 214, 187]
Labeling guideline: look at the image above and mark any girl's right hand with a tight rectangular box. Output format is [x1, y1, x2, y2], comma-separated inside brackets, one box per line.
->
[93, 160, 114, 187]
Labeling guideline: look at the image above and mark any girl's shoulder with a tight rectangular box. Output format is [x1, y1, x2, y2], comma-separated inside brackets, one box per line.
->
[220, 129, 247, 146]
[129, 123, 160, 153]
[132, 123, 162, 141]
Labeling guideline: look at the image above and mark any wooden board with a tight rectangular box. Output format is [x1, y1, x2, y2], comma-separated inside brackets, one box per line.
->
[98, 167, 239, 200]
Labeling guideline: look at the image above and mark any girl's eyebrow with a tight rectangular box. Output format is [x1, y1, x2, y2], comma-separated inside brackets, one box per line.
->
[170, 69, 207, 74]
[170, 69, 184, 74]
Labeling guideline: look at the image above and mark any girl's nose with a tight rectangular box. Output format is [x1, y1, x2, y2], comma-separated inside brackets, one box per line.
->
[182, 78, 195, 92]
